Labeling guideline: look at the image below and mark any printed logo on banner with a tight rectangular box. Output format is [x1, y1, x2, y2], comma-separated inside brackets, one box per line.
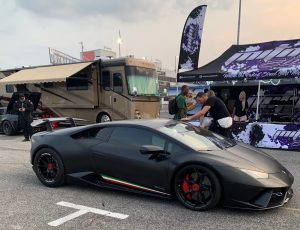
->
[222, 40, 300, 79]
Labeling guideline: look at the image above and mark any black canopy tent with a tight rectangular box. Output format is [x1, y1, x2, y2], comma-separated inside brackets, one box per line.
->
[177, 39, 300, 82]
[177, 39, 300, 121]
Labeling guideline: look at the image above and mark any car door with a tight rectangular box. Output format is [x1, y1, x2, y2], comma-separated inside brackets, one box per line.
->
[90, 126, 171, 194]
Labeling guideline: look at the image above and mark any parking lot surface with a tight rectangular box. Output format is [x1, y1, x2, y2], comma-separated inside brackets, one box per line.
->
[0, 134, 299, 230]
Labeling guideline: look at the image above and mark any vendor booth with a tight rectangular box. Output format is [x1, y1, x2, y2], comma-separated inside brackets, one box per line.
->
[178, 39, 300, 150]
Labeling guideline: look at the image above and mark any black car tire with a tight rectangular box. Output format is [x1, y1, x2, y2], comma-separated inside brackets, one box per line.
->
[97, 112, 111, 123]
[2, 120, 15, 136]
[33, 148, 65, 187]
[174, 165, 221, 211]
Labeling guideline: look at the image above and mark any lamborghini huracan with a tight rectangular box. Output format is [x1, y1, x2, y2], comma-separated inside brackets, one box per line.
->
[30, 119, 294, 211]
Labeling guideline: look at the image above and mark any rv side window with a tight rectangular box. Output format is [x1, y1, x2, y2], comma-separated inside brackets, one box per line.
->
[102, 71, 111, 91]
[5, 85, 14, 93]
[67, 72, 88, 91]
[113, 73, 123, 94]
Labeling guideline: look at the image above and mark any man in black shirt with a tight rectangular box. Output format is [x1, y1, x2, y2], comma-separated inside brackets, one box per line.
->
[182, 92, 233, 138]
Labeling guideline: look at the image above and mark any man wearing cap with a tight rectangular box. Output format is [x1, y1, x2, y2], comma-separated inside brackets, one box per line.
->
[13, 93, 34, 141]
[182, 92, 233, 138]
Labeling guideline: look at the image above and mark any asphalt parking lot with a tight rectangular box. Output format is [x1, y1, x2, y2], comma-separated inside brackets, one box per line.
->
[0, 134, 299, 230]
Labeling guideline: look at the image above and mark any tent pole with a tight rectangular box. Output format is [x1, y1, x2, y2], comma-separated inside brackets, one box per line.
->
[255, 80, 261, 121]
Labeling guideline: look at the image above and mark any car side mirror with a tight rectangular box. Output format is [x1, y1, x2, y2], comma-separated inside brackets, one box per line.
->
[140, 145, 169, 155]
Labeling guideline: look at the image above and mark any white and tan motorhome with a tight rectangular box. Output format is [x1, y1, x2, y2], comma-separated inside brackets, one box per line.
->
[0, 58, 160, 122]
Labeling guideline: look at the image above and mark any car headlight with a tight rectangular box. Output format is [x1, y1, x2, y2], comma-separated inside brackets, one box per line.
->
[240, 169, 269, 179]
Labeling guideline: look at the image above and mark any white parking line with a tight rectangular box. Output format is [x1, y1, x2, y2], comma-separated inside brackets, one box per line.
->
[281, 207, 300, 212]
[48, 201, 129, 227]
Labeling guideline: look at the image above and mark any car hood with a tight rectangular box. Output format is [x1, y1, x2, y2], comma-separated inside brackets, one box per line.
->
[221, 142, 284, 173]
[7, 92, 41, 113]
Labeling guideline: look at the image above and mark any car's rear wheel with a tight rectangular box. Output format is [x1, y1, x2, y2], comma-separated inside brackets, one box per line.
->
[33, 148, 65, 187]
[2, 120, 15, 136]
[174, 165, 221, 211]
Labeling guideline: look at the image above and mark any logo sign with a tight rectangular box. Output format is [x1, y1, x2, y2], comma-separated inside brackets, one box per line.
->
[222, 40, 300, 79]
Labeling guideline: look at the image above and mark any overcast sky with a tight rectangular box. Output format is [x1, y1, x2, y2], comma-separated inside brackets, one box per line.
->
[1, 0, 300, 71]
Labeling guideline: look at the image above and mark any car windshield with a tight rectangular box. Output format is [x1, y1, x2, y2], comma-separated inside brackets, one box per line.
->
[159, 123, 236, 151]
[126, 66, 158, 96]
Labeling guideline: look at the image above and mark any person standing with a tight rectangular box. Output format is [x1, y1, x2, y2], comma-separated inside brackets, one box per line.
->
[174, 85, 189, 120]
[232, 91, 248, 122]
[182, 92, 233, 138]
[14, 93, 34, 141]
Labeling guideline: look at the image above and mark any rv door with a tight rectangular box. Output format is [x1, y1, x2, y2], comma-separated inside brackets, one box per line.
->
[111, 70, 127, 119]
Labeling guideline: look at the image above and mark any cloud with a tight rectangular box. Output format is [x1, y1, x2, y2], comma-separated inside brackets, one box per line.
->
[14, 0, 173, 22]
[14, 0, 234, 22]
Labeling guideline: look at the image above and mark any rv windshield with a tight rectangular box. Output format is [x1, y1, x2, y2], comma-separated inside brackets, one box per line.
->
[126, 66, 158, 96]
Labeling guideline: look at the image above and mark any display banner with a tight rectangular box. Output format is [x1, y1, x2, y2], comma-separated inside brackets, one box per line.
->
[179, 39, 300, 82]
[177, 5, 207, 74]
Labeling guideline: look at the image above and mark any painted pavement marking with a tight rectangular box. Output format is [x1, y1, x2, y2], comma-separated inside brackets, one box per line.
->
[281, 207, 300, 212]
[48, 201, 129, 227]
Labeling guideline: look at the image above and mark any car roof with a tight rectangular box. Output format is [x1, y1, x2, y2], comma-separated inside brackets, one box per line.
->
[41, 119, 181, 136]
[107, 119, 176, 129]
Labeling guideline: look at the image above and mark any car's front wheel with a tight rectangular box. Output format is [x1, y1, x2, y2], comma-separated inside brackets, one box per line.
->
[33, 148, 65, 187]
[174, 165, 221, 211]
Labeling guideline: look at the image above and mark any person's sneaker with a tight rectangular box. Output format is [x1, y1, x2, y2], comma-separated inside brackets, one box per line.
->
[22, 138, 30, 142]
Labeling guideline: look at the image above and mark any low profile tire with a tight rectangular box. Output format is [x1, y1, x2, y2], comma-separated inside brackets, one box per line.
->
[174, 165, 221, 211]
[2, 120, 15, 136]
[33, 148, 65, 187]
[97, 113, 111, 123]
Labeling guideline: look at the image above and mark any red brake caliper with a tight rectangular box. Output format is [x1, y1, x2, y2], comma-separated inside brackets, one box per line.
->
[47, 163, 55, 171]
[182, 174, 192, 200]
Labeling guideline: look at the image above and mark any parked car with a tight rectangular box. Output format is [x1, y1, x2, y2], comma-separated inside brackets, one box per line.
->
[31, 119, 293, 211]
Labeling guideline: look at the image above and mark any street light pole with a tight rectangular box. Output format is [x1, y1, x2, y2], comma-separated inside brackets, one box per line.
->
[117, 30, 122, 58]
[237, 0, 242, 45]
[79, 41, 84, 60]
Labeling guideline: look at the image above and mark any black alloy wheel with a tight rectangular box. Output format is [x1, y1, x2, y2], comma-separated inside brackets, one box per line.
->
[174, 165, 221, 211]
[2, 120, 15, 136]
[33, 148, 65, 187]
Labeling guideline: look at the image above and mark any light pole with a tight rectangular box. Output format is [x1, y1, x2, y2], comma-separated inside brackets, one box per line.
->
[79, 41, 84, 60]
[175, 55, 179, 94]
[237, 0, 242, 45]
[117, 30, 122, 58]
[174, 56, 179, 74]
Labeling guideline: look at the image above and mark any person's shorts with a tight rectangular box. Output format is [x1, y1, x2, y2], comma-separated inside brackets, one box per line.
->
[233, 115, 247, 122]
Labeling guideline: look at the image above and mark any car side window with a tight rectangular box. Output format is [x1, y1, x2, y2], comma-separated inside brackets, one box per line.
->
[109, 127, 166, 149]
[167, 142, 186, 154]
[72, 127, 113, 143]
[93, 127, 113, 142]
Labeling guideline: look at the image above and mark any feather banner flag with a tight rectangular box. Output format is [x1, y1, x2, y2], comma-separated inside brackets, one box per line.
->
[177, 5, 207, 76]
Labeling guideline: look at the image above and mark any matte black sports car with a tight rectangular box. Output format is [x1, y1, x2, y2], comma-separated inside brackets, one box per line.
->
[30, 119, 294, 211]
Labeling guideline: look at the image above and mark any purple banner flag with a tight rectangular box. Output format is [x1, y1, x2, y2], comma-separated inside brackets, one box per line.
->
[177, 5, 207, 74]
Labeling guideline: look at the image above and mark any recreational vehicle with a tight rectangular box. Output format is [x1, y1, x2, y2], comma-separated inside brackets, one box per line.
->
[0, 58, 160, 123]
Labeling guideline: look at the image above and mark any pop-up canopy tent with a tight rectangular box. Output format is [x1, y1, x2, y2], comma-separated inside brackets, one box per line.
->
[177, 39, 300, 120]
[177, 39, 300, 82]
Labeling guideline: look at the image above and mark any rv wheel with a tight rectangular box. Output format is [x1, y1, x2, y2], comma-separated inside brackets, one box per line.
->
[97, 113, 111, 123]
